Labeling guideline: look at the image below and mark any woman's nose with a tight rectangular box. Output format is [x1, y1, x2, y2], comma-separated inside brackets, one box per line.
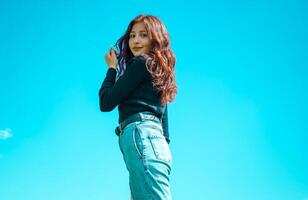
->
[133, 35, 141, 43]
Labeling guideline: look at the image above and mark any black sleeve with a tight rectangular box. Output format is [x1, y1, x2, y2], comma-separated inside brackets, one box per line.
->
[162, 105, 170, 144]
[98, 57, 147, 112]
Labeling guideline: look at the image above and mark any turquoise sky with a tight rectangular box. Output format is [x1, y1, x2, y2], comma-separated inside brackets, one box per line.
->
[1, 0, 307, 199]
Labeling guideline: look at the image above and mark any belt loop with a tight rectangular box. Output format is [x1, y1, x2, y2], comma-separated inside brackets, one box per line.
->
[139, 112, 145, 120]
[115, 126, 122, 136]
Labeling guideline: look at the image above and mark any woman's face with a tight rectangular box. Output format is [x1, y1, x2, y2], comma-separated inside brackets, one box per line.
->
[129, 22, 151, 56]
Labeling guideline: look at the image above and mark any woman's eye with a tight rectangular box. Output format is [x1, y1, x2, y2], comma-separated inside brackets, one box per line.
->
[130, 34, 147, 38]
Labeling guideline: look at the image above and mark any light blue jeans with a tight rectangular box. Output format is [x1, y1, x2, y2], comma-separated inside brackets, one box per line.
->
[118, 119, 172, 200]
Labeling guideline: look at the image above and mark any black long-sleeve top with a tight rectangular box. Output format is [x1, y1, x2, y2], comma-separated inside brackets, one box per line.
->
[98, 55, 170, 143]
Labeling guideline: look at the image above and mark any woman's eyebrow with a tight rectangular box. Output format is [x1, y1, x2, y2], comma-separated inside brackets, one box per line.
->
[130, 30, 147, 33]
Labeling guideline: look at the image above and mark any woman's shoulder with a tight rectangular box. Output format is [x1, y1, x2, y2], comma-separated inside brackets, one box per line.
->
[127, 55, 147, 67]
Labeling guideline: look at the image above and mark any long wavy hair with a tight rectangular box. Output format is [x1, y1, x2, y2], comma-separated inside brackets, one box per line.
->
[113, 14, 177, 105]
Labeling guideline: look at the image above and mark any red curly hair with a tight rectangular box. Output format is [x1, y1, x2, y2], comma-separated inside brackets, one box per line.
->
[114, 14, 177, 105]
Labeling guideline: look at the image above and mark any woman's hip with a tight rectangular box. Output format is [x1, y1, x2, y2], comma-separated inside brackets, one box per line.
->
[119, 119, 172, 165]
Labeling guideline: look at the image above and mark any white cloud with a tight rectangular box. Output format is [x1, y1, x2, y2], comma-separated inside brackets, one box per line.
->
[0, 128, 13, 140]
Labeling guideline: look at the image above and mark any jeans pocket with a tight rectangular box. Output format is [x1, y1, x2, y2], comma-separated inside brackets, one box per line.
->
[148, 134, 172, 163]
[133, 126, 143, 159]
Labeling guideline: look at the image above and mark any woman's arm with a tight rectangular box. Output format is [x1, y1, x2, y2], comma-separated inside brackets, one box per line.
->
[98, 56, 147, 111]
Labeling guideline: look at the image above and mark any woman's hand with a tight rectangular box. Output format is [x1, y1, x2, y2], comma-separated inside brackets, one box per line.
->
[104, 47, 118, 69]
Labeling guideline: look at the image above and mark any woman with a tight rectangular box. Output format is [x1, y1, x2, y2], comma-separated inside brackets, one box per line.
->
[98, 14, 177, 200]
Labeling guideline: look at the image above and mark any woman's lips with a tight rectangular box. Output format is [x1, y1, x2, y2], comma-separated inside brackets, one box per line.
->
[133, 47, 143, 51]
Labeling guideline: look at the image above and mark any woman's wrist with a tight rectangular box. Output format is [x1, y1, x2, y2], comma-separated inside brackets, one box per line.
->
[108, 64, 117, 69]
[108, 67, 117, 72]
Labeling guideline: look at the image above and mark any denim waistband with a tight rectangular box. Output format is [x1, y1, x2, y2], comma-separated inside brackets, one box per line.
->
[115, 112, 161, 136]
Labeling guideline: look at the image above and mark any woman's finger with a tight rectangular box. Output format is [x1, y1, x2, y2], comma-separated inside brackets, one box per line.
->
[105, 52, 110, 59]
[111, 49, 116, 57]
